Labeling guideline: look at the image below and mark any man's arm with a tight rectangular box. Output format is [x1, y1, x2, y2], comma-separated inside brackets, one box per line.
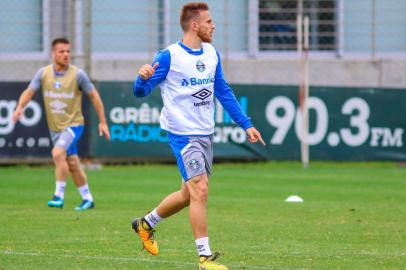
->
[133, 49, 170, 97]
[12, 87, 36, 123]
[87, 89, 110, 141]
[214, 51, 253, 129]
[13, 68, 43, 123]
[214, 52, 265, 145]
[77, 69, 110, 141]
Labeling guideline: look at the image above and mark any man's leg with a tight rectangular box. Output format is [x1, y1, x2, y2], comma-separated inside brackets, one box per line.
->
[186, 173, 209, 240]
[132, 180, 190, 256]
[187, 173, 213, 260]
[155, 180, 190, 218]
[48, 127, 79, 207]
[67, 155, 86, 187]
[52, 147, 69, 183]
[67, 155, 95, 210]
[187, 173, 229, 270]
[48, 147, 69, 208]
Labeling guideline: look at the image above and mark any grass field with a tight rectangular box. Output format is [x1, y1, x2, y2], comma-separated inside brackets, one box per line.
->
[0, 162, 405, 270]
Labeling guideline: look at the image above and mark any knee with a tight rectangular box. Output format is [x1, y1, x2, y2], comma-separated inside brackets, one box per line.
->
[190, 180, 208, 203]
[67, 159, 75, 171]
[52, 148, 66, 163]
[67, 158, 80, 172]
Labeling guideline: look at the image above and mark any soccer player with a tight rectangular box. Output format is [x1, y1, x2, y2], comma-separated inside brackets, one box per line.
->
[12, 38, 110, 211]
[131, 2, 265, 269]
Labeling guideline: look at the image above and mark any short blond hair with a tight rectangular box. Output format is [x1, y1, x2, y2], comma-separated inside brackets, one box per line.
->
[180, 2, 209, 31]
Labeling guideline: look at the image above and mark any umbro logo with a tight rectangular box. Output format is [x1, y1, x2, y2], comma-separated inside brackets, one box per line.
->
[49, 100, 67, 114]
[192, 89, 212, 101]
[50, 100, 67, 110]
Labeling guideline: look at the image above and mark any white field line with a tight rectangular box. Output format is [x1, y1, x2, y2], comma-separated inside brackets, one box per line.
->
[0, 250, 281, 270]
[244, 250, 406, 257]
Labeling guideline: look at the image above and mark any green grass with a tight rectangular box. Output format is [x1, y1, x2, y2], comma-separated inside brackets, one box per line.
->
[0, 162, 405, 270]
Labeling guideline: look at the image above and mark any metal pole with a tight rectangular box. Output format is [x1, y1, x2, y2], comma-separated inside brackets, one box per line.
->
[147, 1, 155, 58]
[163, 0, 171, 48]
[337, 0, 344, 57]
[371, 0, 376, 58]
[248, 0, 259, 57]
[297, 0, 303, 54]
[83, 0, 92, 77]
[297, 0, 309, 168]
[302, 15, 310, 169]
[75, 0, 84, 56]
[42, 0, 51, 57]
[221, 0, 229, 75]
[68, 0, 75, 50]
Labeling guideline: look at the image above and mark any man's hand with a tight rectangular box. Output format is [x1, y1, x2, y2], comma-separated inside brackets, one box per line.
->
[12, 88, 36, 123]
[246, 127, 266, 146]
[139, 62, 159, 80]
[12, 107, 23, 123]
[99, 122, 110, 141]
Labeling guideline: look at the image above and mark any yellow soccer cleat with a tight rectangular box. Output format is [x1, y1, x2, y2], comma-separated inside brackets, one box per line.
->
[199, 252, 229, 270]
[131, 217, 158, 255]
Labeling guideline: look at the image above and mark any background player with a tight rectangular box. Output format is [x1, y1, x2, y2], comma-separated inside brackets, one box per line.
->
[12, 38, 110, 211]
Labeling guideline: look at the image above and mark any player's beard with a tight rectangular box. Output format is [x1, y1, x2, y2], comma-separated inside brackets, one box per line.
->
[197, 29, 212, 43]
[56, 58, 69, 69]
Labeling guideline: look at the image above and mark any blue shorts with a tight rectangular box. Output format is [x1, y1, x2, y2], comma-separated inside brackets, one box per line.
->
[50, 125, 84, 156]
[168, 132, 213, 181]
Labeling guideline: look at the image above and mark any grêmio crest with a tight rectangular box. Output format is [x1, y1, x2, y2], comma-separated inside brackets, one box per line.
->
[196, 60, 205, 72]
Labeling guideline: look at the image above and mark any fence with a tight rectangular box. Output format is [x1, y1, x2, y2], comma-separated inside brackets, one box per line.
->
[1, 1, 405, 61]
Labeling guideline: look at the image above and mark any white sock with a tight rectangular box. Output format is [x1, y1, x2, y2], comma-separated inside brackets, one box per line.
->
[195, 237, 212, 257]
[144, 209, 163, 229]
[78, 184, 93, 202]
[54, 181, 66, 199]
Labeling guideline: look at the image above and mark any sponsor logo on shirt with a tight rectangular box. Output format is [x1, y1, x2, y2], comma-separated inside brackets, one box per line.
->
[192, 89, 212, 107]
[180, 76, 214, 87]
[44, 90, 74, 99]
[181, 79, 189, 86]
[49, 100, 67, 114]
[192, 89, 212, 100]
